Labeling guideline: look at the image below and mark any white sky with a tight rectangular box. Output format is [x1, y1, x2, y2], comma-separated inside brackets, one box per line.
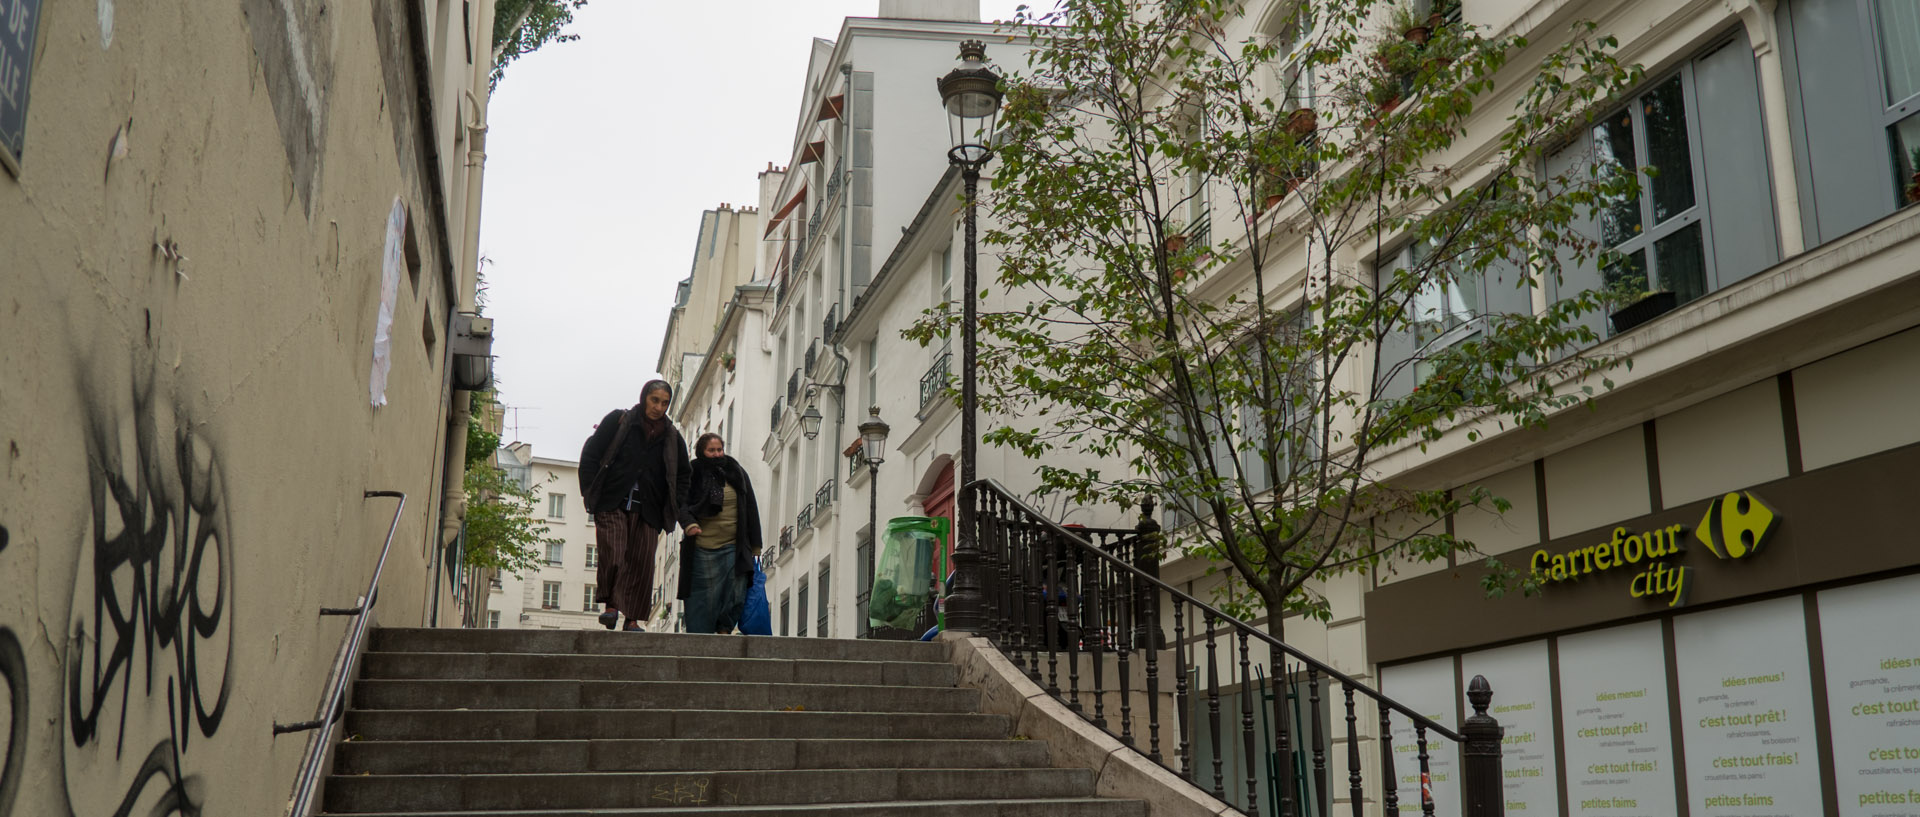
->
[478, 0, 1031, 462]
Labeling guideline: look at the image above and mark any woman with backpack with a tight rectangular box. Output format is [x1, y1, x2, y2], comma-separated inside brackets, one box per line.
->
[579, 379, 697, 631]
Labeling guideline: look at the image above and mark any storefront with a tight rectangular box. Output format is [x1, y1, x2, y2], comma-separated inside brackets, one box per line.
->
[1366, 441, 1920, 817]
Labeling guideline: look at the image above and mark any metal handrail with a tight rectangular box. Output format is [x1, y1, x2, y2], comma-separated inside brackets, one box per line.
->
[278, 490, 406, 817]
[969, 477, 1459, 741]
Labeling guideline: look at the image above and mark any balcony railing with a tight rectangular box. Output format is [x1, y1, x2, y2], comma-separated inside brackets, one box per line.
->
[815, 477, 837, 515]
[825, 156, 844, 205]
[770, 397, 783, 429]
[823, 303, 840, 340]
[787, 369, 801, 404]
[804, 338, 818, 374]
[792, 235, 806, 271]
[919, 350, 952, 411]
[797, 505, 814, 532]
[848, 448, 863, 480]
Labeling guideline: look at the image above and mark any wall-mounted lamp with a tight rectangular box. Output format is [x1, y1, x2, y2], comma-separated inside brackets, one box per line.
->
[451, 313, 494, 391]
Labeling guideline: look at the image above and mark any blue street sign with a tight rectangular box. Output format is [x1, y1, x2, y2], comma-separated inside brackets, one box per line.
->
[0, 0, 44, 175]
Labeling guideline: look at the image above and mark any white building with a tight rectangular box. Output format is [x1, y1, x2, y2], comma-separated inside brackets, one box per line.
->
[742, 0, 1136, 642]
[483, 444, 605, 630]
[653, 199, 780, 629]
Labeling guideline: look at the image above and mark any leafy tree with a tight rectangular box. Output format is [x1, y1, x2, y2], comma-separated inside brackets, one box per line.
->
[491, 0, 589, 90]
[461, 391, 561, 574]
[916, 0, 1646, 628]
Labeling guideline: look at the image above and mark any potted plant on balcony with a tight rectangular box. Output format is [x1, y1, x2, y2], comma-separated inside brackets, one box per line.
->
[1905, 146, 1920, 205]
[1391, 2, 1430, 45]
[722, 351, 736, 372]
[1428, 0, 1458, 31]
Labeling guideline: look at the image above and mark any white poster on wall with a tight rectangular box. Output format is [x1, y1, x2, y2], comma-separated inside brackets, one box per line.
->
[1462, 640, 1560, 816]
[1380, 657, 1461, 815]
[1674, 596, 1823, 817]
[1557, 620, 1679, 817]
[1819, 573, 1920, 817]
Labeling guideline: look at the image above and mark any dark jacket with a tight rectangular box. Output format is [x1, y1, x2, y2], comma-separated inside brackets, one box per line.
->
[684, 455, 763, 566]
[578, 408, 695, 531]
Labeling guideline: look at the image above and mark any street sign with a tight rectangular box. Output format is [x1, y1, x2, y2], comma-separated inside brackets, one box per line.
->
[0, 0, 45, 177]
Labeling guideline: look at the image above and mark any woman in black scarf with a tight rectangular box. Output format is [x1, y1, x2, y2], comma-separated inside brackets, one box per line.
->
[679, 432, 762, 633]
[579, 380, 696, 631]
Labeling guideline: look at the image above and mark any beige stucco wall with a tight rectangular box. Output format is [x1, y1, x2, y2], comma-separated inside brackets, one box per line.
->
[0, 0, 485, 812]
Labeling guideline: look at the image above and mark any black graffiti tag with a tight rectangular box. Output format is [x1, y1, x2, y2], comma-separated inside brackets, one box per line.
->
[65, 385, 232, 815]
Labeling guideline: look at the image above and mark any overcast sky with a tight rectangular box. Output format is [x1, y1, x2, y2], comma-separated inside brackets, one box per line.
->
[477, 0, 1031, 462]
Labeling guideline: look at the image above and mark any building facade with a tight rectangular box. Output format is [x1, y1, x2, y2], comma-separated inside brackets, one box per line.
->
[1124, 1, 1920, 815]
[483, 445, 607, 631]
[0, 0, 498, 812]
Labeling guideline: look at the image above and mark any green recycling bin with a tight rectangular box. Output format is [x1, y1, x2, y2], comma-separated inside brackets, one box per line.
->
[867, 516, 949, 632]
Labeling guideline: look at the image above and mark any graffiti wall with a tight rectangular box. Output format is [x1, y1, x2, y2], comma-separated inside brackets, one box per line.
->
[0, 0, 480, 812]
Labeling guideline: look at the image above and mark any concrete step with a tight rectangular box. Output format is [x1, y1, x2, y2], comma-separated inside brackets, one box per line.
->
[351, 679, 981, 713]
[322, 768, 1099, 812]
[321, 798, 1147, 817]
[360, 651, 957, 687]
[342, 708, 1015, 742]
[370, 628, 948, 663]
[333, 737, 1051, 775]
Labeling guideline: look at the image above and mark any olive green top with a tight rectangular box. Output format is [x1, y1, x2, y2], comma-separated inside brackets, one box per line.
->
[694, 484, 739, 549]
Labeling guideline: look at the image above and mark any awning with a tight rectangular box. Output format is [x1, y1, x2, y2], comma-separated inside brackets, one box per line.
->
[797, 140, 827, 166]
[762, 185, 808, 237]
[816, 94, 845, 122]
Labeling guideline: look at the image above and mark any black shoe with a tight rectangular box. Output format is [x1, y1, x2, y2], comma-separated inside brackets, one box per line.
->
[597, 610, 619, 630]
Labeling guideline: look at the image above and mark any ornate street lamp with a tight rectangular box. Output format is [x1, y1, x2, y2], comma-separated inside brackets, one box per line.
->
[936, 40, 1002, 633]
[857, 406, 891, 633]
[800, 403, 825, 440]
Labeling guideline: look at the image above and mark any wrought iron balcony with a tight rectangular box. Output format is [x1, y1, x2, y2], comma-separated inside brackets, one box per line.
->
[919, 350, 952, 411]
[815, 477, 837, 515]
[823, 303, 839, 340]
[804, 338, 818, 374]
[770, 397, 783, 429]
[797, 505, 813, 532]
[787, 369, 801, 404]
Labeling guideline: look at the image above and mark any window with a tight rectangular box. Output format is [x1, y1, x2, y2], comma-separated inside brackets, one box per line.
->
[487, 610, 501, 628]
[935, 246, 954, 312]
[548, 492, 566, 519]
[546, 542, 563, 566]
[586, 545, 597, 569]
[1374, 233, 1520, 398]
[866, 341, 879, 409]
[817, 558, 832, 637]
[1261, 2, 1316, 110]
[541, 581, 561, 609]
[1878, 0, 1920, 202]
[583, 584, 598, 612]
[1546, 36, 1776, 337]
[780, 590, 791, 637]
[797, 576, 810, 638]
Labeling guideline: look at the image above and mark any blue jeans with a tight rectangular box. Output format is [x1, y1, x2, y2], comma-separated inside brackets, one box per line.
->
[684, 543, 748, 634]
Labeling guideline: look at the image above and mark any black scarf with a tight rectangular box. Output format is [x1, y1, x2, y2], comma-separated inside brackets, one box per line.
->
[688, 455, 741, 518]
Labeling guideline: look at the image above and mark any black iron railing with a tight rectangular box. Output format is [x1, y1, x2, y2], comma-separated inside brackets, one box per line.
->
[967, 478, 1504, 817]
[805, 338, 819, 374]
[279, 491, 407, 817]
[771, 397, 783, 429]
[815, 477, 837, 514]
[824, 303, 840, 340]
[797, 504, 813, 532]
[920, 350, 952, 411]
[788, 369, 801, 404]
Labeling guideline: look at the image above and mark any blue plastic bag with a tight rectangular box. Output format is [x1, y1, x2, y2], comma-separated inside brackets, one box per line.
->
[740, 558, 772, 636]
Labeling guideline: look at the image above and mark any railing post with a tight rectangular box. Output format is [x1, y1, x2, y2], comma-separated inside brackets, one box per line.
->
[1133, 498, 1166, 651]
[1461, 675, 1505, 817]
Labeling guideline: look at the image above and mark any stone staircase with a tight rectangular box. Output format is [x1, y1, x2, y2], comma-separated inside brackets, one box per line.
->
[320, 628, 1150, 816]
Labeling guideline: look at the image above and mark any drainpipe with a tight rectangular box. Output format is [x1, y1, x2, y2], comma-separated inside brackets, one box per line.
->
[436, 0, 498, 621]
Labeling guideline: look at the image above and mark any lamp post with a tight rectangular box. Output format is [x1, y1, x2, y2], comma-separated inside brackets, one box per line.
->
[937, 40, 1002, 633]
[858, 406, 891, 636]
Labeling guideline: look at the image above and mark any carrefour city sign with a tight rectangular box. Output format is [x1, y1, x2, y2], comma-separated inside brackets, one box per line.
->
[1529, 491, 1778, 608]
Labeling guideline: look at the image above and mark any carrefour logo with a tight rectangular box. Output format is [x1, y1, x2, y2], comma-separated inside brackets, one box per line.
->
[1694, 491, 1777, 560]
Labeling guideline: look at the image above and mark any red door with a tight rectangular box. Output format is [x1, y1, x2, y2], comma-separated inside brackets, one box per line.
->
[923, 461, 955, 574]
